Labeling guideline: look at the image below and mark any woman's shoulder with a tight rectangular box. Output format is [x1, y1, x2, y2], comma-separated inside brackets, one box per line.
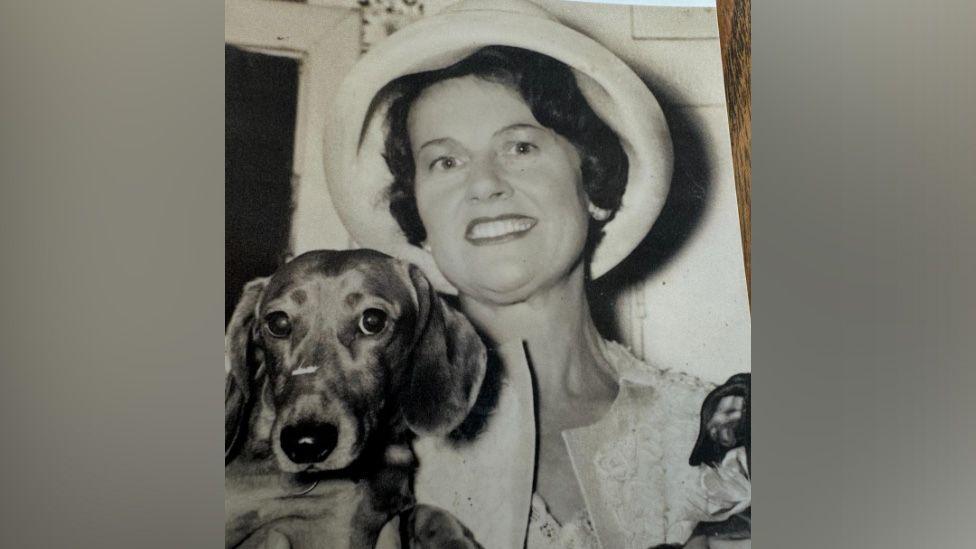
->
[597, 339, 715, 459]
[572, 341, 722, 546]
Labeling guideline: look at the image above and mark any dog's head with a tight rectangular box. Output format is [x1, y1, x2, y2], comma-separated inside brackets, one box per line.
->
[225, 249, 487, 473]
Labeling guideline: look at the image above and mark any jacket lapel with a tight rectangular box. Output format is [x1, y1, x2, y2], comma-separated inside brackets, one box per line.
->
[413, 341, 536, 549]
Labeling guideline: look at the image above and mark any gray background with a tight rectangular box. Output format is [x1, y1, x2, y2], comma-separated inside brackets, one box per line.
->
[1, 1, 974, 548]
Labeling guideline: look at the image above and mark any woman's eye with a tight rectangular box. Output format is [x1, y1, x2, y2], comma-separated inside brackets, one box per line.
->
[430, 156, 461, 171]
[358, 308, 388, 336]
[264, 311, 292, 338]
[508, 141, 537, 155]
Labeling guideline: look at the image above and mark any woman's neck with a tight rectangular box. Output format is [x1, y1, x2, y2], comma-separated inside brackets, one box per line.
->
[458, 266, 618, 402]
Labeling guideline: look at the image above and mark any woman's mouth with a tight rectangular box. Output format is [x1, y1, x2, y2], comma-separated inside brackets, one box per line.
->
[465, 215, 538, 245]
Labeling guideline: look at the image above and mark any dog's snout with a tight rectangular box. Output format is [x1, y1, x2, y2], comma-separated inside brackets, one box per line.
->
[280, 421, 339, 464]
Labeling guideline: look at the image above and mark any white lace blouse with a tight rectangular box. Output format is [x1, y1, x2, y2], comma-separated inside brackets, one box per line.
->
[412, 339, 750, 549]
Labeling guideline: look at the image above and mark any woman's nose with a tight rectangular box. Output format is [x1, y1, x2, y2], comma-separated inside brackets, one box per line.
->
[466, 159, 513, 202]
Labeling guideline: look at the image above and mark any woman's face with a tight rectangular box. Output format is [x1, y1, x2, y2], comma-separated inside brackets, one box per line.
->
[407, 75, 590, 305]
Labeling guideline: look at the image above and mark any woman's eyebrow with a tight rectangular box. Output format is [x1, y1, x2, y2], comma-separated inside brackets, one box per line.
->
[417, 137, 454, 152]
[495, 123, 544, 136]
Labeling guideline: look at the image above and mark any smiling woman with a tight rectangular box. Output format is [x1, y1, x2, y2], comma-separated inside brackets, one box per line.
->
[408, 77, 590, 302]
[222, 0, 751, 547]
[381, 46, 628, 305]
[320, 2, 751, 547]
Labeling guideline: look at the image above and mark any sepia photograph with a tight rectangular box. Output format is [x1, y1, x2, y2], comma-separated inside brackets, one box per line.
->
[10, 1, 976, 548]
[225, 1, 752, 547]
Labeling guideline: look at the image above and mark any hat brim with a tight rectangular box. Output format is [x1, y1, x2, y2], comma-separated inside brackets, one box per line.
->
[324, 2, 672, 284]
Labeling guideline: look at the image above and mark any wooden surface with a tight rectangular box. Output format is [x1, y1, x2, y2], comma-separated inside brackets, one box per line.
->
[716, 0, 751, 299]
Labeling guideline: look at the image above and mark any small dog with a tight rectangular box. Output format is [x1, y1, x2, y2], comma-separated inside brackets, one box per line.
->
[225, 249, 485, 548]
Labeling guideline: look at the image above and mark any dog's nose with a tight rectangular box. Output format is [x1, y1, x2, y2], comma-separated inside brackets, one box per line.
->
[280, 421, 338, 464]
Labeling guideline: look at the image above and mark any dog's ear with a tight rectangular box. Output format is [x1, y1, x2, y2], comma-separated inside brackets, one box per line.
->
[402, 265, 487, 437]
[225, 277, 268, 464]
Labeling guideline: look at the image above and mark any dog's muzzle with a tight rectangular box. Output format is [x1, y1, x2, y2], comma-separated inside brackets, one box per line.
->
[279, 420, 339, 465]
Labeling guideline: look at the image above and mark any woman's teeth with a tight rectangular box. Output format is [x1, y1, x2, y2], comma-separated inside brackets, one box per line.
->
[468, 218, 536, 239]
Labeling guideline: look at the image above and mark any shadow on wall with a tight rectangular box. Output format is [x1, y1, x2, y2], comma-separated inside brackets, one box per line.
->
[589, 82, 713, 342]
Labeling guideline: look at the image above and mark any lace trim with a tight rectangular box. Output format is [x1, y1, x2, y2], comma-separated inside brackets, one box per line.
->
[527, 493, 600, 549]
[600, 338, 712, 393]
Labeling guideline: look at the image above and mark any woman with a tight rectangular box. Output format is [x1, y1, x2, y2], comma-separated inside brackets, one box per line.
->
[324, 1, 750, 547]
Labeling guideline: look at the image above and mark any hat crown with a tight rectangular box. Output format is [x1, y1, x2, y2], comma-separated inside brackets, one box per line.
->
[445, 0, 555, 20]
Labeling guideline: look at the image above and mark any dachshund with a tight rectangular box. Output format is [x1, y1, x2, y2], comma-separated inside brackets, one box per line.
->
[225, 249, 485, 549]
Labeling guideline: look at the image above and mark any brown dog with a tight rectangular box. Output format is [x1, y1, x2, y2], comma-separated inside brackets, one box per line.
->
[225, 249, 486, 549]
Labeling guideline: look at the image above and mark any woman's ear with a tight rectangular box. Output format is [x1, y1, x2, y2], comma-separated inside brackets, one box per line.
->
[225, 277, 268, 464]
[402, 265, 487, 437]
[587, 200, 612, 221]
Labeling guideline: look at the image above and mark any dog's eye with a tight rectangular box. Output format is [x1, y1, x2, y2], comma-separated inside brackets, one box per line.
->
[358, 308, 388, 336]
[265, 311, 292, 338]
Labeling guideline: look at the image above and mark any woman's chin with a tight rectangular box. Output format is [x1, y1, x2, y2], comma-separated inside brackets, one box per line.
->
[456, 264, 540, 304]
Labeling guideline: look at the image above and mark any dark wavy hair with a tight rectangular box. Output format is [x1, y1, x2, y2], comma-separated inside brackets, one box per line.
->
[381, 46, 628, 246]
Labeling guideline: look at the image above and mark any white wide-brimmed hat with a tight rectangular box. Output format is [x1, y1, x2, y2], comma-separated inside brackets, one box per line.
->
[324, 0, 672, 288]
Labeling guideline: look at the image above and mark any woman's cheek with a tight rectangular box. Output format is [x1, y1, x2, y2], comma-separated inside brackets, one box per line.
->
[415, 188, 462, 260]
